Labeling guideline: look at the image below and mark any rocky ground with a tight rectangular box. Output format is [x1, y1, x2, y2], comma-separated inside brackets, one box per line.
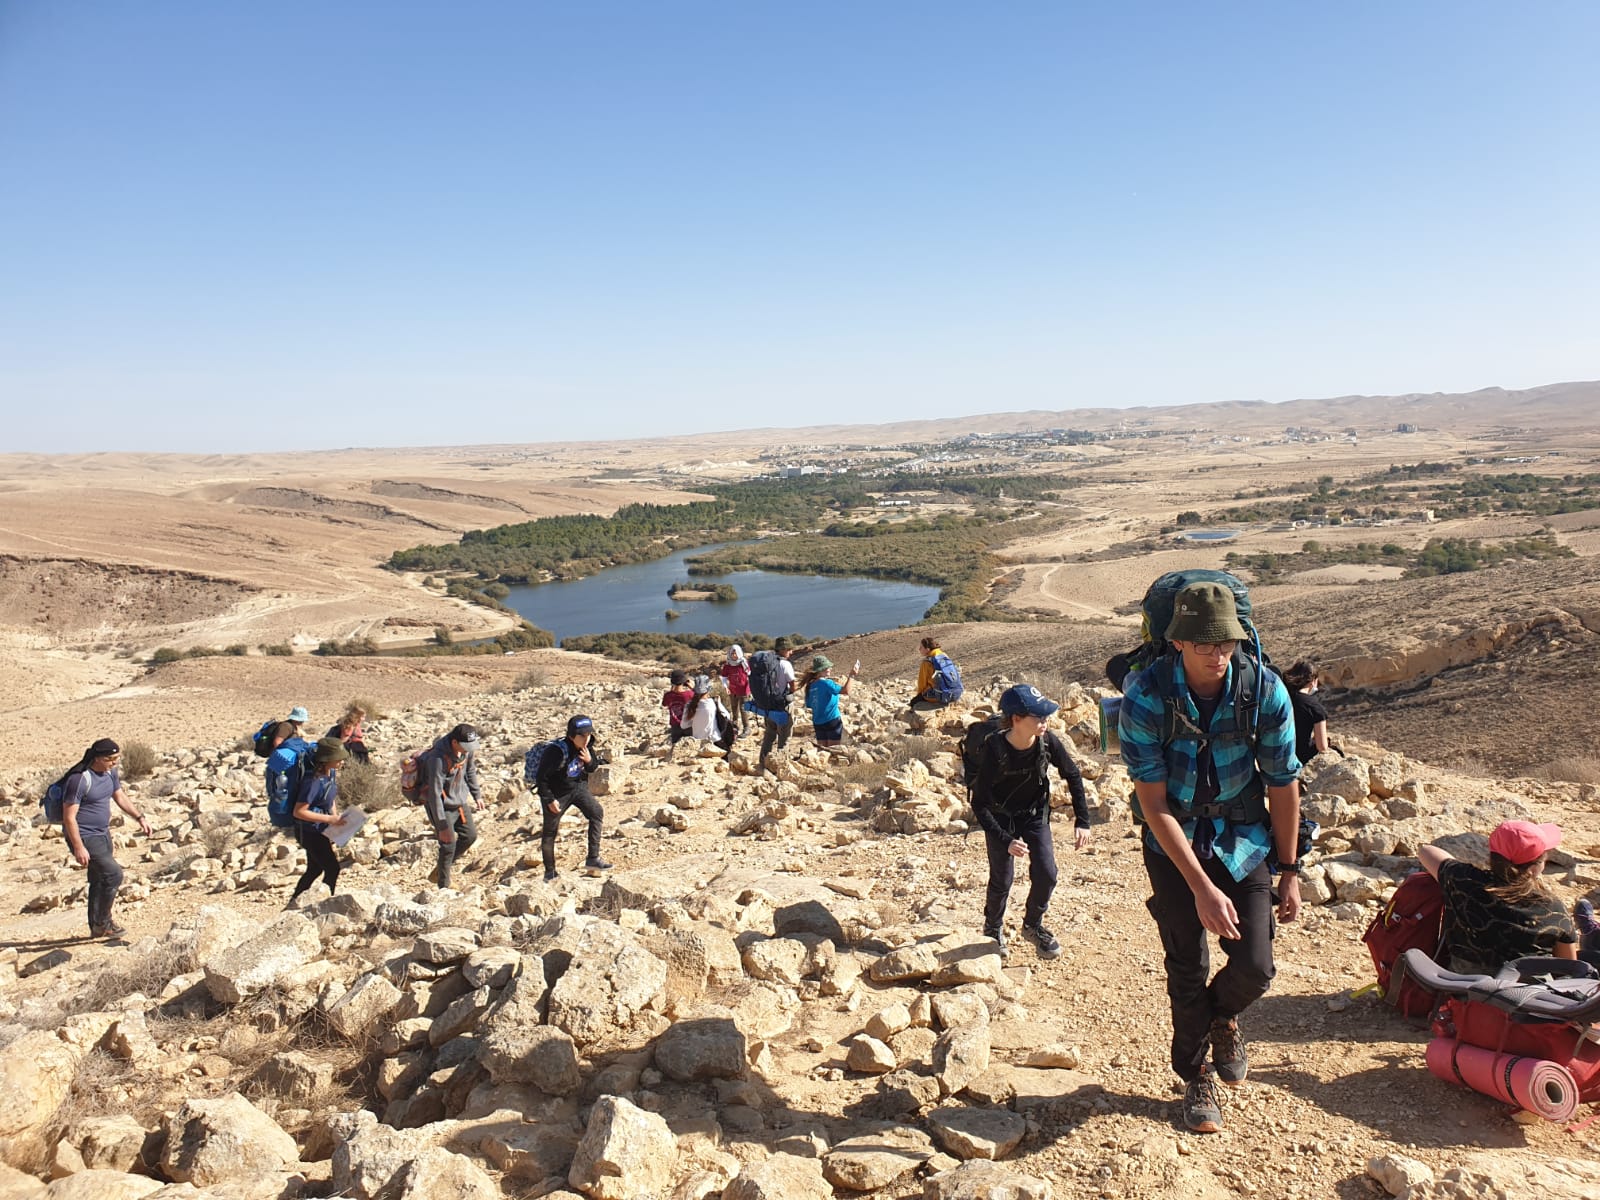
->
[3, 666, 1599, 1200]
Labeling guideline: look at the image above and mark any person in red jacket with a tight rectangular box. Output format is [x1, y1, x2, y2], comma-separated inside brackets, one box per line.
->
[719, 644, 752, 736]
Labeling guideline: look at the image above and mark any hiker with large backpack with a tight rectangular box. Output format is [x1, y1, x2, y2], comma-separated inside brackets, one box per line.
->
[289, 738, 349, 903]
[264, 719, 316, 831]
[748, 638, 798, 770]
[529, 714, 612, 881]
[57, 738, 152, 939]
[1418, 820, 1578, 974]
[418, 722, 485, 888]
[911, 637, 963, 713]
[970, 685, 1091, 964]
[1117, 580, 1302, 1134]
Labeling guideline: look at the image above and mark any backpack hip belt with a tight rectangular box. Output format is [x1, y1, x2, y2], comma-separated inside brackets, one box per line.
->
[1188, 779, 1267, 825]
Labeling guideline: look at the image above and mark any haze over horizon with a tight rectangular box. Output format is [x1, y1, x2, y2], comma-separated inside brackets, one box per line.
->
[2, 2, 1596, 456]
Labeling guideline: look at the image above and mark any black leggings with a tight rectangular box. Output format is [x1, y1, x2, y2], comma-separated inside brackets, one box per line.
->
[293, 827, 341, 899]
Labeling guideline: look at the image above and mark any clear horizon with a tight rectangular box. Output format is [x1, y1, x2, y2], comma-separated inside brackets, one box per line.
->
[2, 2, 1596, 455]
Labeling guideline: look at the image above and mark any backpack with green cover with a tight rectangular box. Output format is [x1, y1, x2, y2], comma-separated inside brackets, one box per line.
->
[1105, 569, 1265, 691]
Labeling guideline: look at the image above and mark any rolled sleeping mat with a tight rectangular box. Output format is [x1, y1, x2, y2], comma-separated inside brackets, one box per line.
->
[1425, 1037, 1579, 1122]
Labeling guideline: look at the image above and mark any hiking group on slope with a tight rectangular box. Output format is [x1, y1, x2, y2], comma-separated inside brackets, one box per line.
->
[45, 573, 1596, 1139]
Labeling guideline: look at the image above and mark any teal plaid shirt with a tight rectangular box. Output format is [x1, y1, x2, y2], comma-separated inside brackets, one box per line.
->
[1118, 656, 1300, 880]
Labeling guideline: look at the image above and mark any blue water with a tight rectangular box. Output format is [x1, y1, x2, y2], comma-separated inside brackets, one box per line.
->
[503, 544, 942, 642]
[1182, 530, 1239, 542]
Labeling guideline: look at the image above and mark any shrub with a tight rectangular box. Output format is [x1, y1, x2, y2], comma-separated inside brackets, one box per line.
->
[347, 696, 385, 721]
[224, 644, 249, 656]
[512, 667, 548, 691]
[149, 647, 183, 664]
[433, 627, 454, 646]
[665, 609, 682, 620]
[120, 741, 158, 781]
[316, 638, 379, 656]
[482, 581, 510, 600]
[262, 643, 294, 656]
[1533, 757, 1600, 786]
[337, 757, 402, 812]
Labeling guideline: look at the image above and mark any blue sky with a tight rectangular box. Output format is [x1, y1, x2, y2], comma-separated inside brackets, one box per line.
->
[2, 2, 1596, 454]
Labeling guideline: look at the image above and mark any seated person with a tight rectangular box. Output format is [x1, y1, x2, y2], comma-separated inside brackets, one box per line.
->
[1418, 820, 1578, 974]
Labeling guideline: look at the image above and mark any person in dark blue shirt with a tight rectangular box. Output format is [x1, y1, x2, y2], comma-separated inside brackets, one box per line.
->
[290, 738, 348, 903]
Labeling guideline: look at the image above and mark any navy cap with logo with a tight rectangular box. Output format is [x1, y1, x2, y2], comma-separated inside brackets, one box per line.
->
[998, 683, 1059, 719]
[567, 714, 595, 737]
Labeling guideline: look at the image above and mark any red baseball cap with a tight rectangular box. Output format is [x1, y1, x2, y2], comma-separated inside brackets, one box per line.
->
[1488, 820, 1562, 865]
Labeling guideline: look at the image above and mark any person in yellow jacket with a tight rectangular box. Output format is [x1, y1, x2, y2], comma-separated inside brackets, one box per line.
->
[910, 636, 962, 712]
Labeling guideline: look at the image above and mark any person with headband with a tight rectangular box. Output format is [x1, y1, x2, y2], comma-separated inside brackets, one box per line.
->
[60, 737, 152, 938]
[719, 645, 752, 736]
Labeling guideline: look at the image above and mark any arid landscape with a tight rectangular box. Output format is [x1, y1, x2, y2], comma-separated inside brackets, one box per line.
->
[4, 381, 1600, 1199]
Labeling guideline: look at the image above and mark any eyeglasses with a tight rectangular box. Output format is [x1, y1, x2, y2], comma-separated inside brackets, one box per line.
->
[1191, 641, 1238, 657]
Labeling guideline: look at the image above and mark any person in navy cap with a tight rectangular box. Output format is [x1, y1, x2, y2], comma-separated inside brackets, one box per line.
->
[970, 683, 1091, 963]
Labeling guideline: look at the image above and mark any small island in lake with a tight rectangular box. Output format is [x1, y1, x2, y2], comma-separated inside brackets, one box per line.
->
[668, 581, 738, 603]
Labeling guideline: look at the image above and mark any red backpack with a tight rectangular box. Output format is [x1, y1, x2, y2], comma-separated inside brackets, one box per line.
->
[1363, 871, 1447, 1017]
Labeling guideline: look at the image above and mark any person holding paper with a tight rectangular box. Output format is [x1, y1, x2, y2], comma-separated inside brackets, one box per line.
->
[289, 738, 348, 903]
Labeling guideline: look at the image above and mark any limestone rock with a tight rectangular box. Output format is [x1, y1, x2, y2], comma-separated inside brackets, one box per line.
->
[255, 1053, 335, 1105]
[71, 1116, 149, 1174]
[397, 1146, 499, 1200]
[0, 1030, 85, 1170]
[869, 944, 940, 983]
[0, 1161, 45, 1198]
[865, 1003, 912, 1042]
[846, 1036, 897, 1075]
[1020, 1044, 1079, 1070]
[414, 927, 480, 964]
[567, 1096, 676, 1200]
[202, 913, 322, 1004]
[654, 1014, 748, 1082]
[547, 922, 668, 1049]
[159, 1094, 298, 1185]
[927, 1107, 1026, 1160]
[483, 1024, 581, 1094]
[42, 1171, 161, 1199]
[325, 971, 403, 1040]
[462, 946, 522, 989]
[922, 1159, 1053, 1199]
[1322, 861, 1391, 904]
[823, 1126, 935, 1192]
[741, 937, 808, 986]
[934, 1014, 992, 1097]
[1367, 1153, 1435, 1197]
[721, 1154, 833, 1200]
[1305, 756, 1371, 804]
[429, 985, 492, 1046]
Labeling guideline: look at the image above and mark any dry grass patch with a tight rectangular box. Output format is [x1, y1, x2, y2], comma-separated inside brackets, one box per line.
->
[337, 757, 402, 812]
[1533, 756, 1600, 785]
[120, 741, 158, 781]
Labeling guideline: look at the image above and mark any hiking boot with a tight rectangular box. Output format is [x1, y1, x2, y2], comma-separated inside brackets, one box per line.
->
[91, 922, 127, 939]
[982, 923, 1008, 962]
[544, 868, 559, 883]
[1209, 1017, 1248, 1085]
[584, 858, 613, 876]
[1021, 922, 1061, 960]
[1182, 1066, 1225, 1133]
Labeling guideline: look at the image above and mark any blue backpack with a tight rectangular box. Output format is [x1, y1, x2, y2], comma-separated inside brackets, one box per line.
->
[523, 739, 570, 787]
[41, 768, 85, 825]
[267, 744, 313, 828]
[929, 652, 964, 703]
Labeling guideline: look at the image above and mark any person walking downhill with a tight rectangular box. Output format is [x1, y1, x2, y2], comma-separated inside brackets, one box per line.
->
[420, 722, 485, 888]
[289, 738, 348, 903]
[1118, 582, 1302, 1134]
[971, 685, 1092, 961]
[799, 654, 858, 748]
[60, 738, 152, 939]
[534, 715, 612, 881]
[687, 676, 736, 752]
[719, 644, 752, 736]
[750, 638, 798, 771]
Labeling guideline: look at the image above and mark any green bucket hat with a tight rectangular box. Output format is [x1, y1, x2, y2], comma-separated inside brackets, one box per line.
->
[1166, 582, 1248, 644]
[811, 654, 833, 672]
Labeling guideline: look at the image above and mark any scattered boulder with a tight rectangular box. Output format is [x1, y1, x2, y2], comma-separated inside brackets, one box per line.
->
[654, 1015, 748, 1082]
[202, 913, 322, 1004]
[159, 1094, 298, 1186]
[823, 1125, 935, 1192]
[926, 1107, 1026, 1161]
[397, 1146, 499, 1200]
[923, 1159, 1054, 1199]
[721, 1154, 832, 1200]
[566, 1096, 676, 1200]
[547, 922, 668, 1049]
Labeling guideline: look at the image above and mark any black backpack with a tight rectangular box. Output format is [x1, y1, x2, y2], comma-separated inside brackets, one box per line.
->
[960, 719, 1053, 814]
[748, 651, 788, 710]
[251, 719, 279, 758]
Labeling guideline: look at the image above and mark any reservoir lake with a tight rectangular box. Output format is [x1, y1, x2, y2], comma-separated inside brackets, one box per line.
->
[503, 544, 941, 643]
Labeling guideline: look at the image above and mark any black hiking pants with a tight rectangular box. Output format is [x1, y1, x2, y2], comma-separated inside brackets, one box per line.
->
[1144, 843, 1276, 1081]
[435, 805, 478, 888]
[540, 786, 603, 872]
[982, 811, 1057, 930]
[293, 827, 341, 899]
[83, 833, 123, 931]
